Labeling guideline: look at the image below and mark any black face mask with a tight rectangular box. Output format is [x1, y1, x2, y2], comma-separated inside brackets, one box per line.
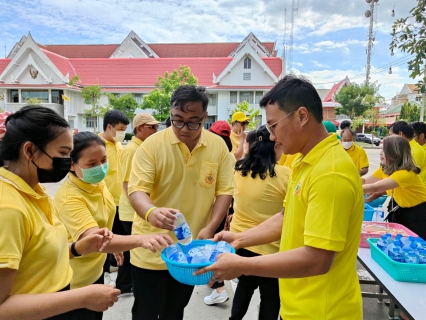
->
[31, 148, 71, 183]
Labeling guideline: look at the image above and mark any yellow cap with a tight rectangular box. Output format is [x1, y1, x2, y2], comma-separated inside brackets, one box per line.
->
[231, 112, 250, 123]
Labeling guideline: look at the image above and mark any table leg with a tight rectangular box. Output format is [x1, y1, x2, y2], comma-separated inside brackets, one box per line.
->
[388, 299, 395, 319]
[377, 286, 384, 303]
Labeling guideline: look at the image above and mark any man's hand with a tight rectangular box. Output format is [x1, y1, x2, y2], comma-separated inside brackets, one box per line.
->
[147, 208, 178, 231]
[238, 128, 246, 141]
[193, 253, 246, 286]
[197, 227, 215, 240]
[113, 252, 124, 266]
[139, 234, 174, 253]
[81, 285, 121, 311]
[75, 228, 114, 255]
[213, 231, 242, 250]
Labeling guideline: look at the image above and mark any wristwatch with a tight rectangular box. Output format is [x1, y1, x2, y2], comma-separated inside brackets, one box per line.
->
[71, 242, 82, 257]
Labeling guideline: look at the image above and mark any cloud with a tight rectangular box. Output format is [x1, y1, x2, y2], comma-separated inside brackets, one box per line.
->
[311, 60, 329, 68]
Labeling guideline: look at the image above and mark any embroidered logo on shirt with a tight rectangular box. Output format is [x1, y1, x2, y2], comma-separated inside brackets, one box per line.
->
[205, 170, 215, 185]
[294, 181, 302, 196]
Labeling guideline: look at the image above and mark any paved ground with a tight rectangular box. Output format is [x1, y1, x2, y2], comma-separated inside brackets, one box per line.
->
[43, 148, 397, 319]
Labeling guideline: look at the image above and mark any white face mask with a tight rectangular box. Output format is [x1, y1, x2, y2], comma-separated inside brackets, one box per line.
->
[342, 141, 353, 150]
[111, 129, 126, 143]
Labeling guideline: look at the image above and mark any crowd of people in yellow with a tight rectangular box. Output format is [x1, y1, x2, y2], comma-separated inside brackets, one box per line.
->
[0, 75, 426, 320]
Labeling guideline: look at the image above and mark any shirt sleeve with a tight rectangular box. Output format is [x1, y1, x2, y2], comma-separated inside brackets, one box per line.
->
[128, 143, 156, 196]
[215, 151, 235, 196]
[304, 173, 360, 252]
[56, 196, 99, 242]
[372, 167, 385, 179]
[121, 148, 133, 183]
[359, 148, 369, 169]
[390, 170, 413, 189]
[0, 206, 29, 269]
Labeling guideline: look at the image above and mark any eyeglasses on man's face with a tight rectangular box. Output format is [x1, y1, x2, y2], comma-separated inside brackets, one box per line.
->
[266, 110, 296, 135]
[238, 121, 249, 127]
[143, 124, 158, 130]
[170, 119, 203, 130]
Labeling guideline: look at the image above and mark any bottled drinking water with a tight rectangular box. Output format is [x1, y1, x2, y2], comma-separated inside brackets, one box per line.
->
[173, 212, 192, 245]
[187, 247, 210, 264]
[209, 241, 233, 263]
[385, 240, 402, 255]
[405, 251, 419, 264]
[165, 244, 188, 263]
[402, 247, 412, 261]
[377, 235, 388, 251]
[374, 205, 385, 222]
[417, 249, 426, 264]
[388, 247, 404, 263]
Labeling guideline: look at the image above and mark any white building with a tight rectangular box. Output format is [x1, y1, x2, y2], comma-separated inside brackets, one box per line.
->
[0, 31, 282, 131]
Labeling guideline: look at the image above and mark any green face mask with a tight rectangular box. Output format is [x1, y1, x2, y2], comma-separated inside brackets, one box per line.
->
[77, 162, 109, 184]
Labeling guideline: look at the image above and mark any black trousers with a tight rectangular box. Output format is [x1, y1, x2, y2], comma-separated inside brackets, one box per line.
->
[46, 274, 104, 320]
[387, 200, 426, 240]
[230, 249, 280, 320]
[131, 265, 194, 320]
[117, 220, 133, 293]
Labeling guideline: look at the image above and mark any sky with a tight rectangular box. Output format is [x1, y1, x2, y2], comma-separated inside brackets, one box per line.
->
[0, 0, 421, 103]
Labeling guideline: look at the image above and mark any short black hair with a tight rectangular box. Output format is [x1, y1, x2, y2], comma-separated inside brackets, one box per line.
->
[410, 121, 426, 137]
[170, 85, 209, 112]
[259, 75, 323, 122]
[0, 106, 69, 166]
[71, 132, 105, 164]
[340, 120, 351, 130]
[390, 120, 414, 139]
[103, 110, 129, 131]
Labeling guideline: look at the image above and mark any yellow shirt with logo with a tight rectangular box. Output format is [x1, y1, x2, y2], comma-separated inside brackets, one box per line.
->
[372, 168, 426, 208]
[278, 153, 299, 169]
[119, 136, 143, 222]
[230, 130, 240, 154]
[129, 128, 235, 270]
[409, 139, 426, 184]
[54, 173, 116, 288]
[345, 144, 369, 171]
[0, 168, 72, 295]
[280, 134, 363, 319]
[99, 134, 123, 205]
[230, 165, 290, 255]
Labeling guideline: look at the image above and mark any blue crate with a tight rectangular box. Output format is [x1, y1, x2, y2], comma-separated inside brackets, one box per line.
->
[365, 195, 388, 208]
[161, 240, 235, 286]
[363, 203, 374, 221]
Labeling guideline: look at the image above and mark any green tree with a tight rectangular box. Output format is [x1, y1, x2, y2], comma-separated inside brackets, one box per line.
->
[141, 66, 198, 121]
[229, 101, 261, 131]
[334, 82, 383, 119]
[81, 85, 102, 133]
[104, 93, 139, 121]
[398, 102, 421, 123]
[68, 75, 80, 87]
[25, 97, 42, 104]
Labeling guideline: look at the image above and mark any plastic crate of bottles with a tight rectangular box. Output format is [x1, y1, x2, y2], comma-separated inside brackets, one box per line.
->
[363, 203, 374, 221]
[161, 240, 236, 286]
[368, 238, 426, 283]
[360, 222, 418, 248]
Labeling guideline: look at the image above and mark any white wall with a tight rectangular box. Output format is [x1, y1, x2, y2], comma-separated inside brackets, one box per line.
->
[111, 40, 148, 58]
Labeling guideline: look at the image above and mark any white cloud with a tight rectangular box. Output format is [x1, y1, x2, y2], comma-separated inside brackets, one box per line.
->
[311, 60, 329, 68]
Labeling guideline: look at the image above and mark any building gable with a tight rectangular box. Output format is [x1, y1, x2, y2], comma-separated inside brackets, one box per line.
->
[110, 31, 159, 58]
[229, 32, 274, 58]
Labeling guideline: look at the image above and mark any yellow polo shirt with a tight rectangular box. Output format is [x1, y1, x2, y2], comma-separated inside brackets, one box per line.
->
[129, 128, 235, 270]
[278, 153, 299, 169]
[54, 173, 116, 289]
[119, 136, 143, 222]
[409, 139, 426, 184]
[345, 144, 369, 171]
[280, 134, 363, 319]
[230, 130, 240, 154]
[99, 134, 123, 205]
[372, 168, 426, 208]
[422, 143, 426, 152]
[230, 165, 290, 255]
[0, 168, 72, 295]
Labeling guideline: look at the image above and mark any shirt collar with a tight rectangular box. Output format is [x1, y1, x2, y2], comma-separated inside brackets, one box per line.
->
[169, 127, 208, 147]
[67, 172, 103, 194]
[0, 167, 48, 200]
[98, 133, 116, 146]
[131, 136, 143, 146]
[301, 133, 340, 166]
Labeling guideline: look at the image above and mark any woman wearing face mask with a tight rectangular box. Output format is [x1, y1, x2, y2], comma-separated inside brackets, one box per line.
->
[0, 106, 121, 319]
[362, 135, 426, 240]
[54, 132, 173, 319]
[341, 128, 369, 176]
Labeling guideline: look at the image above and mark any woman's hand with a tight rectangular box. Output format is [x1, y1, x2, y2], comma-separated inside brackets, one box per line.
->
[139, 234, 174, 253]
[113, 252, 124, 266]
[75, 228, 114, 255]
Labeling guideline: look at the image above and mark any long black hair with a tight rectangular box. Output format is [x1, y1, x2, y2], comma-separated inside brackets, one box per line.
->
[0, 106, 70, 166]
[235, 125, 277, 179]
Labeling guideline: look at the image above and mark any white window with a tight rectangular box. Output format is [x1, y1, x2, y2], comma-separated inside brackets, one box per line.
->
[230, 91, 238, 104]
[244, 57, 251, 69]
[86, 116, 98, 128]
[243, 73, 251, 81]
[21, 89, 49, 103]
[240, 92, 254, 104]
[255, 91, 264, 104]
[9, 89, 19, 103]
[133, 93, 143, 104]
[208, 94, 217, 106]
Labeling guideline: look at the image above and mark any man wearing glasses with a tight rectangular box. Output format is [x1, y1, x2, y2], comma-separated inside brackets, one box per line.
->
[230, 111, 250, 160]
[128, 85, 234, 320]
[196, 75, 364, 320]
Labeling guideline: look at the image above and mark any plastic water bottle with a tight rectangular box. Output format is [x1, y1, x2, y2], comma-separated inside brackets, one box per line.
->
[405, 251, 419, 264]
[388, 247, 404, 263]
[417, 249, 426, 264]
[385, 240, 402, 255]
[395, 234, 403, 241]
[173, 213, 192, 245]
[374, 205, 385, 222]
[187, 247, 210, 264]
[377, 235, 388, 251]
[401, 236, 414, 248]
[209, 241, 233, 263]
[165, 244, 188, 263]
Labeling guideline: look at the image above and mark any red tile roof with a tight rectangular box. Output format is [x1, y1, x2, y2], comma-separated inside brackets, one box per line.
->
[40, 48, 77, 78]
[323, 80, 344, 102]
[0, 59, 11, 75]
[37, 42, 276, 58]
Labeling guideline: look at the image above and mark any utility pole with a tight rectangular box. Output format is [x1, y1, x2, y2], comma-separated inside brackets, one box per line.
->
[365, 0, 377, 85]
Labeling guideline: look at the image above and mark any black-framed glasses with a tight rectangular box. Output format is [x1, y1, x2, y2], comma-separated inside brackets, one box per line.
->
[239, 121, 249, 126]
[266, 110, 296, 135]
[143, 124, 158, 130]
[171, 119, 203, 130]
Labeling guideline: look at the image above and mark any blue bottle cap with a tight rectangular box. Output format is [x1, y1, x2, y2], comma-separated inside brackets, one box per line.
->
[395, 234, 403, 239]
[385, 233, 392, 237]
[409, 236, 416, 241]
[393, 247, 400, 252]
[394, 241, 402, 246]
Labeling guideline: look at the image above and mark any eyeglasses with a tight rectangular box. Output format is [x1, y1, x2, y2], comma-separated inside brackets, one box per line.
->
[266, 110, 296, 135]
[239, 121, 249, 126]
[143, 124, 158, 130]
[171, 119, 203, 130]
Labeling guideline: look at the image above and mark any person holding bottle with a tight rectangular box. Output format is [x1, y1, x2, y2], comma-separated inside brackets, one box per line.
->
[128, 86, 235, 320]
[0, 106, 120, 319]
[54, 131, 172, 319]
[229, 125, 290, 320]
[362, 135, 426, 240]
